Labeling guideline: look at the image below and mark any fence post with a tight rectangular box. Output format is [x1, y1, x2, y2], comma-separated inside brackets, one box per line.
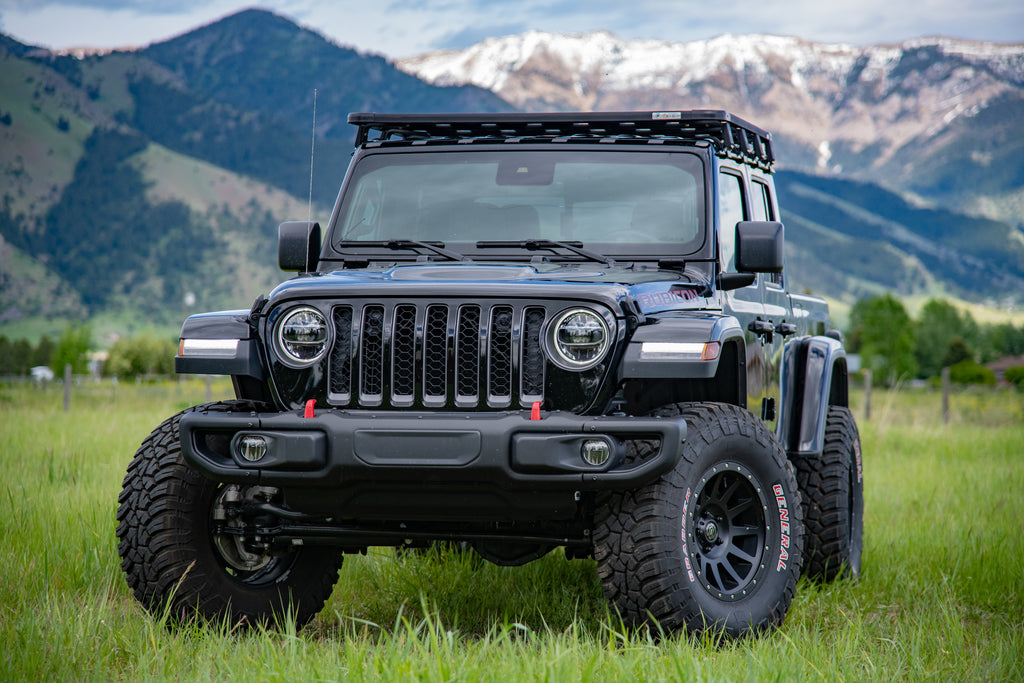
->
[863, 369, 872, 421]
[63, 363, 72, 412]
[205, 375, 212, 403]
[942, 366, 950, 424]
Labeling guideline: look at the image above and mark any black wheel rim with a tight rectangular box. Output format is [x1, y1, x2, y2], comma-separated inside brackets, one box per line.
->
[687, 464, 768, 600]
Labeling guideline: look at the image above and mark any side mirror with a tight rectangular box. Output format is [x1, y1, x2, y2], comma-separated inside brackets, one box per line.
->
[735, 221, 784, 273]
[278, 221, 321, 272]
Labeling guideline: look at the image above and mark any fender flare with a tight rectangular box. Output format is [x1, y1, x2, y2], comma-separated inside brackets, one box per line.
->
[778, 336, 848, 455]
[617, 314, 745, 381]
[174, 310, 265, 380]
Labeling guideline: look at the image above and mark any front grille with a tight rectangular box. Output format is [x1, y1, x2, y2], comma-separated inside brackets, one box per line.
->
[488, 306, 513, 406]
[328, 300, 550, 409]
[360, 305, 385, 400]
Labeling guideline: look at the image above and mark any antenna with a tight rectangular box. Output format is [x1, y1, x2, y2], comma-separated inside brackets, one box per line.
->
[307, 88, 318, 224]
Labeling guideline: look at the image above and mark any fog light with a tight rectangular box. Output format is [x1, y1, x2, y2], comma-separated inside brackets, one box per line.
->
[581, 439, 611, 466]
[239, 435, 268, 462]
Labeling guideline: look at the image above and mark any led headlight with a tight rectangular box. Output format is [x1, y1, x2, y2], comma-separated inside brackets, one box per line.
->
[547, 308, 610, 370]
[275, 306, 330, 366]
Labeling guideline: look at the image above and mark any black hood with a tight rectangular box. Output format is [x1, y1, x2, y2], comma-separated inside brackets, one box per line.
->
[269, 262, 712, 315]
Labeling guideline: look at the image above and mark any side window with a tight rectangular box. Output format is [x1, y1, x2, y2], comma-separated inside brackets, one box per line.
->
[752, 179, 784, 286]
[718, 171, 746, 272]
[751, 180, 772, 222]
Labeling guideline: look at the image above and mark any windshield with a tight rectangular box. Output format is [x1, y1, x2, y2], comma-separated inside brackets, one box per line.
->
[333, 149, 705, 256]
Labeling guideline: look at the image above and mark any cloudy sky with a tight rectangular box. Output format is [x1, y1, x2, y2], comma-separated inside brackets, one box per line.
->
[0, 0, 1020, 58]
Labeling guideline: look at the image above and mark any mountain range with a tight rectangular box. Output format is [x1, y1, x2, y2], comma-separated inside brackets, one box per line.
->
[398, 30, 1024, 222]
[1, 10, 1022, 341]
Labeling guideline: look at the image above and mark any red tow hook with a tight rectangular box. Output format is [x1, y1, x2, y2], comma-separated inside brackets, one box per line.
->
[303, 399, 316, 418]
[530, 401, 542, 420]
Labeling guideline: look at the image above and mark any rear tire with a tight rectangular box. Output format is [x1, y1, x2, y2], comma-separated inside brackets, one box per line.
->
[792, 406, 864, 581]
[593, 402, 803, 637]
[116, 401, 344, 627]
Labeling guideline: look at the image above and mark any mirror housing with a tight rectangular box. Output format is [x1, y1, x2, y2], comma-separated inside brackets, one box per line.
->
[716, 272, 756, 291]
[278, 221, 321, 272]
[735, 221, 784, 273]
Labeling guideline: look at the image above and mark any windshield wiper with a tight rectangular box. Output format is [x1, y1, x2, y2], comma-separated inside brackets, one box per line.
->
[336, 239, 465, 262]
[475, 239, 616, 267]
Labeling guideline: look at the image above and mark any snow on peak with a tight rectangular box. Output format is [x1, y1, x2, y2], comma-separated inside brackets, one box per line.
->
[398, 31, 1024, 98]
[401, 31, 855, 93]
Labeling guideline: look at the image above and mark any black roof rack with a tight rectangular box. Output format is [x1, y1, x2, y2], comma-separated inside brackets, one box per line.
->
[347, 110, 774, 170]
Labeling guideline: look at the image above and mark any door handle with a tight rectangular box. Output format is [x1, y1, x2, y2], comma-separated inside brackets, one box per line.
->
[775, 322, 798, 337]
[747, 319, 774, 343]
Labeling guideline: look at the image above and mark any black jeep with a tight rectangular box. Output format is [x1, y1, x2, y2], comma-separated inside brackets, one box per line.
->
[117, 110, 863, 637]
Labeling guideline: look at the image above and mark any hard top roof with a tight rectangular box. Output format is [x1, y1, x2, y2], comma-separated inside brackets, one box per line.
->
[348, 110, 774, 170]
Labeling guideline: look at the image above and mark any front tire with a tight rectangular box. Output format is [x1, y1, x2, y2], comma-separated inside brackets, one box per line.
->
[116, 401, 344, 627]
[593, 402, 803, 638]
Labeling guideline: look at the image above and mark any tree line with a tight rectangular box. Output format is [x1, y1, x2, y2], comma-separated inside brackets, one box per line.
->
[846, 294, 1024, 386]
[0, 326, 174, 379]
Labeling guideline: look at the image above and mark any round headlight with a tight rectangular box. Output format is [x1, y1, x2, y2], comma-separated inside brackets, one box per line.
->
[547, 308, 610, 370]
[275, 306, 329, 366]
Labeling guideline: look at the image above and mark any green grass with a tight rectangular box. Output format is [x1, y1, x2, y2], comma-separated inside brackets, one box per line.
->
[2, 379, 1022, 681]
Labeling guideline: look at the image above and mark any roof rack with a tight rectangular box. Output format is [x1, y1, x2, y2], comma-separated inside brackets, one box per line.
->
[347, 110, 774, 169]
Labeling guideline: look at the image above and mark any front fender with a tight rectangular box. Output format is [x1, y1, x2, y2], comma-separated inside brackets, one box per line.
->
[175, 310, 265, 380]
[778, 336, 848, 455]
[617, 314, 744, 381]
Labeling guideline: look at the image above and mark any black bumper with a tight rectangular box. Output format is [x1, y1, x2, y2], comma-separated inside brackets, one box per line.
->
[179, 407, 685, 492]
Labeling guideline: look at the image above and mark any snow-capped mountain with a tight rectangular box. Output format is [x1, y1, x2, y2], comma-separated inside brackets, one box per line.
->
[398, 31, 1024, 220]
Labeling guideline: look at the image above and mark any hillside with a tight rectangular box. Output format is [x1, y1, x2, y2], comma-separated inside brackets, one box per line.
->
[777, 171, 1024, 306]
[0, 10, 514, 338]
[139, 9, 514, 141]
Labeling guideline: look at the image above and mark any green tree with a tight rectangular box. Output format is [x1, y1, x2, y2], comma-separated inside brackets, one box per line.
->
[848, 293, 917, 386]
[942, 336, 973, 368]
[985, 323, 1024, 359]
[52, 325, 92, 374]
[0, 336, 13, 374]
[0, 335, 32, 375]
[32, 335, 56, 368]
[914, 299, 979, 378]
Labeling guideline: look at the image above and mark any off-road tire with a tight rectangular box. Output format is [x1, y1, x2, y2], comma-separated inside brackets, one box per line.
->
[116, 401, 344, 627]
[792, 406, 863, 581]
[593, 402, 803, 638]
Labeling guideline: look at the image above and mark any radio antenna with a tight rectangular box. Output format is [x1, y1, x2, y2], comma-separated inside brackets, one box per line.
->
[307, 88, 318, 224]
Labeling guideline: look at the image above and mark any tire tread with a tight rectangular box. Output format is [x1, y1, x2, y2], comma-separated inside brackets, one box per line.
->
[593, 402, 803, 637]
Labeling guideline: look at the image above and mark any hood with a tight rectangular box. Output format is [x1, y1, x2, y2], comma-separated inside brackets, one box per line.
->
[268, 261, 713, 314]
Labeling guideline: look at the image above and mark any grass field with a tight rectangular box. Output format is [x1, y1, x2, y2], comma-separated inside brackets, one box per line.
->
[1, 378, 1022, 681]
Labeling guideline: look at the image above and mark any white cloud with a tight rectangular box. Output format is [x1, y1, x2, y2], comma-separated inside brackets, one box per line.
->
[0, 1, 253, 50]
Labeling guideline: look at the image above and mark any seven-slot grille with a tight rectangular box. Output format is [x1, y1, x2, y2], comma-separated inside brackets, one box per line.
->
[327, 301, 551, 409]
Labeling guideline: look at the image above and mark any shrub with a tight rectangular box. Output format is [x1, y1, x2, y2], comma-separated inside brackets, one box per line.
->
[104, 334, 176, 378]
[948, 359, 996, 385]
[1004, 366, 1024, 388]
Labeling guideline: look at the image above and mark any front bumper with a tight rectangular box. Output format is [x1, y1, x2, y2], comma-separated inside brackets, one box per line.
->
[180, 407, 685, 492]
